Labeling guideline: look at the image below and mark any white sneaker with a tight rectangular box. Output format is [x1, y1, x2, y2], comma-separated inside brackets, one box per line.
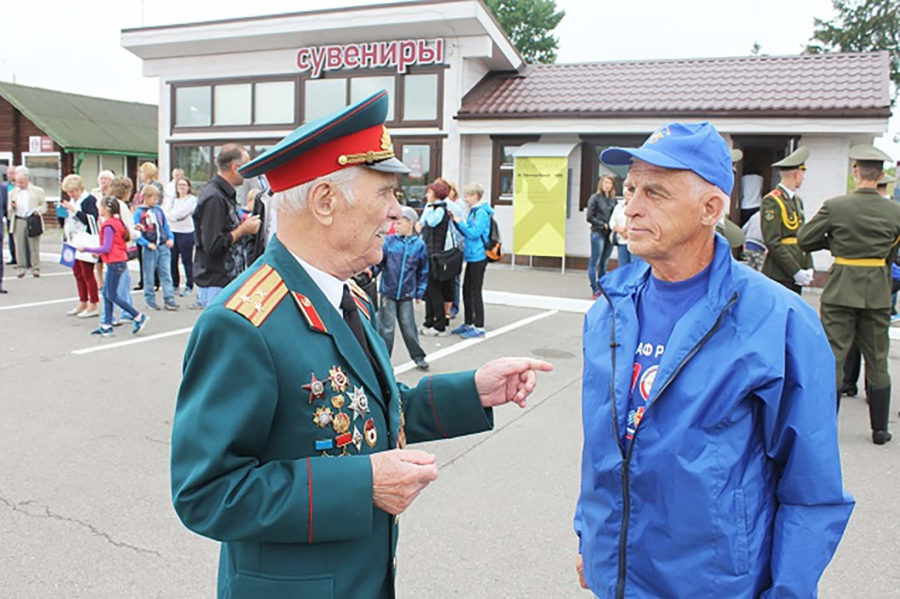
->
[420, 326, 439, 337]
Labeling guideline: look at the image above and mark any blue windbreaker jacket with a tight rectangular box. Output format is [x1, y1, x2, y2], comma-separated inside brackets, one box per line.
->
[375, 234, 428, 301]
[454, 203, 494, 263]
[575, 234, 853, 599]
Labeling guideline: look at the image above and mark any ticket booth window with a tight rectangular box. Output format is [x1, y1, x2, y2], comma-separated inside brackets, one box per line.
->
[23, 153, 61, 203]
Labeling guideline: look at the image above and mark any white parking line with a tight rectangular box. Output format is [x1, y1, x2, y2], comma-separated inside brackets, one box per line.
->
[2, 272, 71, 282]
[71, 326, 194, 356]
[0, 290, 140, 311]
[393, 309, 558, 374]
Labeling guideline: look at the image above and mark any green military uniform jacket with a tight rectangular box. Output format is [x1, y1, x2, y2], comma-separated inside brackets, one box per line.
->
[171, 236, 493, 599]
[760, 184, 813, 285]
[798, 187, 900, 309]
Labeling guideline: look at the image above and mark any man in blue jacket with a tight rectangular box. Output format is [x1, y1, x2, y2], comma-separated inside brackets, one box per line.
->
[574, 122, 853, 598]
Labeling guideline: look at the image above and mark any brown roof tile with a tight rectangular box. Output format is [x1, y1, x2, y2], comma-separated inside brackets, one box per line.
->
[458, 52, 891, 119]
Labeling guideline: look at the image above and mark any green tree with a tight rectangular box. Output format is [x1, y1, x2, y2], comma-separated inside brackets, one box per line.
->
[484, 0, 565, 64]
[806, 0, 900, 101]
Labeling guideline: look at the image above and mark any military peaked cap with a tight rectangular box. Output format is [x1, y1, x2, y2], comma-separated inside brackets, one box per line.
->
[771, 146, 809, 169]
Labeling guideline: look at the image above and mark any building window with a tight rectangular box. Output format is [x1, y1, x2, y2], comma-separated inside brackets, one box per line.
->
[214, 84, 252, 126]
[579, 136, 646, 211]
[173, 78, 297, 131]
[402, 74, 438, 122]
[393, 138, 441, 208]
[173, 145, 213, 188]
[491, 136, 539, 207]
[300, 67, 442, 127]
[175, 86, 211, 127]
[304, 78, 348, 122]
[255, 81, 295, 125]
[23, 153, 62, 203]
[350, 76, 396, 121]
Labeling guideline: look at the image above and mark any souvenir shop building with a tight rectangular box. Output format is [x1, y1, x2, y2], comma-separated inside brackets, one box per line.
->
[122, 0, 892, 269]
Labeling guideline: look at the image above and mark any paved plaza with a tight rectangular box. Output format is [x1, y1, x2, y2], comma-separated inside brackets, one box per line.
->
[0, 243, 898, 598]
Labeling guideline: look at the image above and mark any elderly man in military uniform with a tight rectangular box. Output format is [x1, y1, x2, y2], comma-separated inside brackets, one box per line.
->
[170, 90, 552, 598]
[798, 145, 900, 445]
[760, 147, 814, 293]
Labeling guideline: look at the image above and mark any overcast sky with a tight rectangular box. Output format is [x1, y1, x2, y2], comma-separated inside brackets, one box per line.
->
[2, 0, 897, 154]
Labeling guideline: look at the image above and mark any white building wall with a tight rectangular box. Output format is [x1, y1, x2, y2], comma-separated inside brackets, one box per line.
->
[797, 134, 852, 269]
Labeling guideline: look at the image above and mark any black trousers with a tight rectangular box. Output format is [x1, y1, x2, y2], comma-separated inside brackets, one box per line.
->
[424, 276, 454, 331]
[463, 260, 487, 328]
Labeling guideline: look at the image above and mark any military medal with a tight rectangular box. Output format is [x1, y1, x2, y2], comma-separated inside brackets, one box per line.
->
[315, 438, 334, 451]
[333, 412, 351, 434]
[302, 373, 326, 403]
[331, 395, 345, 410]
[352, 427, 363, 452]
[329, 366, 349, 392]
[313, 406, 333, 428]
[364, 418, 377, 447]
[336, 432, 353, 455]
[348, 386, 369, 420]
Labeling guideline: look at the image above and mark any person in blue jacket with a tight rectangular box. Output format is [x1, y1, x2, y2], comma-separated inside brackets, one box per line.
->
[574, 122, 854, 598]
[375, 205, 430, 370]
[451, 182, 494, 339]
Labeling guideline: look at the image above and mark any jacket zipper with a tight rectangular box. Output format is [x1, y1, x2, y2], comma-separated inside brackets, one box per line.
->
[396, 239, 409, 301]
[610, 291, 739, 599]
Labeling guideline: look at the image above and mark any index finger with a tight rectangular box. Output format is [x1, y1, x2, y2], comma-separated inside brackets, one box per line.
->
[396, 449, 437, 465]
[508, 357, 553, 373]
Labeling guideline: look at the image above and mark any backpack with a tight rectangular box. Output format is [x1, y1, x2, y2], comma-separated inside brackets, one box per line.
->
[482, 210, 503, 262]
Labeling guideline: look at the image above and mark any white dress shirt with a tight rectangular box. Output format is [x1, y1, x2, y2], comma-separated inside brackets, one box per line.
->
[14, 188, 30, 217]
[288, 250, 349, 316]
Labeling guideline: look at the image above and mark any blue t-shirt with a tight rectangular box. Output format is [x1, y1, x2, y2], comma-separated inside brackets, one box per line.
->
[625, 263, 712, 443]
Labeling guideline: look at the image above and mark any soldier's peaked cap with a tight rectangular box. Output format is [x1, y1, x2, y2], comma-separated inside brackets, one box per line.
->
[238, 89, 409, 192]
[849, 144, 892, 164]
[771, 146, 809, 169]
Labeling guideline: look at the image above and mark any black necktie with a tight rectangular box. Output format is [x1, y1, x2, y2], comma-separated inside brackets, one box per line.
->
[341, 285, 380, 376]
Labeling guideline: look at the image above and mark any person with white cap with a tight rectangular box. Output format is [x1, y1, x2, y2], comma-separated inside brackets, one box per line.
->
[574, 122, 852, 597]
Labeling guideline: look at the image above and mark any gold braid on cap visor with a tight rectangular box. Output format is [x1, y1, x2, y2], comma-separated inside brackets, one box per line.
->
[337, 127, 396, 166]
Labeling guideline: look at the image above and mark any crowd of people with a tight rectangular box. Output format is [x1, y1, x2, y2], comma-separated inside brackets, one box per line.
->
[0, 149, 496, 350]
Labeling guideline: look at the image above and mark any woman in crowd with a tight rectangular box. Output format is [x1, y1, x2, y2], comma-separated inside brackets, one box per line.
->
[134, 162, 164, 291]
[417, 180, 459, 336]
[609, 184, 642, 269]
[60, 174, 100, 318]
[77, 196, 148, 338]
[586, 175, 617, 298]
[165, 176, 197, 296]
[451, 182, 493, 339]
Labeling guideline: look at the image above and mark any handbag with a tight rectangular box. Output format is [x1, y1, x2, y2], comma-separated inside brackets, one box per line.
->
[71, 215, 99, 264]
[431, 247, 463, 282]
[26, 213, 43, 237]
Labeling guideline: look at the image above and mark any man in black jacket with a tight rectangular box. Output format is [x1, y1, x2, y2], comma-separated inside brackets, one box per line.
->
[192, 144, 260, 308]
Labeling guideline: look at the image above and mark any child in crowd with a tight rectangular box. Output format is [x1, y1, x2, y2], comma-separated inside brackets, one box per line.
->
[375, 206, 430, 370]
[77, 197, 149, 337]
[134, 185, 177, 311]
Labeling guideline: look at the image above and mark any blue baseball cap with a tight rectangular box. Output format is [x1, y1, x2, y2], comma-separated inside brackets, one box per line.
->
[600, 122, 734, 195]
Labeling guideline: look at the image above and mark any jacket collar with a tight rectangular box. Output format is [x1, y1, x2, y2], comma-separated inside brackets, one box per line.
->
[602, 233, 736, 314]
[265, 235, 389, 410]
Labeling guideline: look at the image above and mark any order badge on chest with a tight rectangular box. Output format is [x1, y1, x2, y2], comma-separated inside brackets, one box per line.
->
[307, 365, 382, 456]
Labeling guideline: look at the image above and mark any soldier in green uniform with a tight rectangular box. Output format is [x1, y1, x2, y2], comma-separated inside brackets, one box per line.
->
[170, 90, 552, 598]
[760, 147, 814, 293]
[798, 145, 900, 445]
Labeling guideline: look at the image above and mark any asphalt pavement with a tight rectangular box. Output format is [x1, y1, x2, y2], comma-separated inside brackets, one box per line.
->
[0, 243, 897, 598]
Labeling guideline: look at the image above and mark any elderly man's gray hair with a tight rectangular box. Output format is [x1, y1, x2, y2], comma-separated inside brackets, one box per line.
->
[273, 166, 364, 214]
[14, 165, 29, 177]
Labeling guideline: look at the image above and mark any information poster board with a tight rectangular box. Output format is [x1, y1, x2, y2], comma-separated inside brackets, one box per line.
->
[512, 156, 567, 257]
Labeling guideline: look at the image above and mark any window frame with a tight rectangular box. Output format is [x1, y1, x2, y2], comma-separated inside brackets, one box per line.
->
[169, 140, 279, 189]
[299, 65, 445, 129]
[490, 135, 540, 207]
[170, 75, 300, 134]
